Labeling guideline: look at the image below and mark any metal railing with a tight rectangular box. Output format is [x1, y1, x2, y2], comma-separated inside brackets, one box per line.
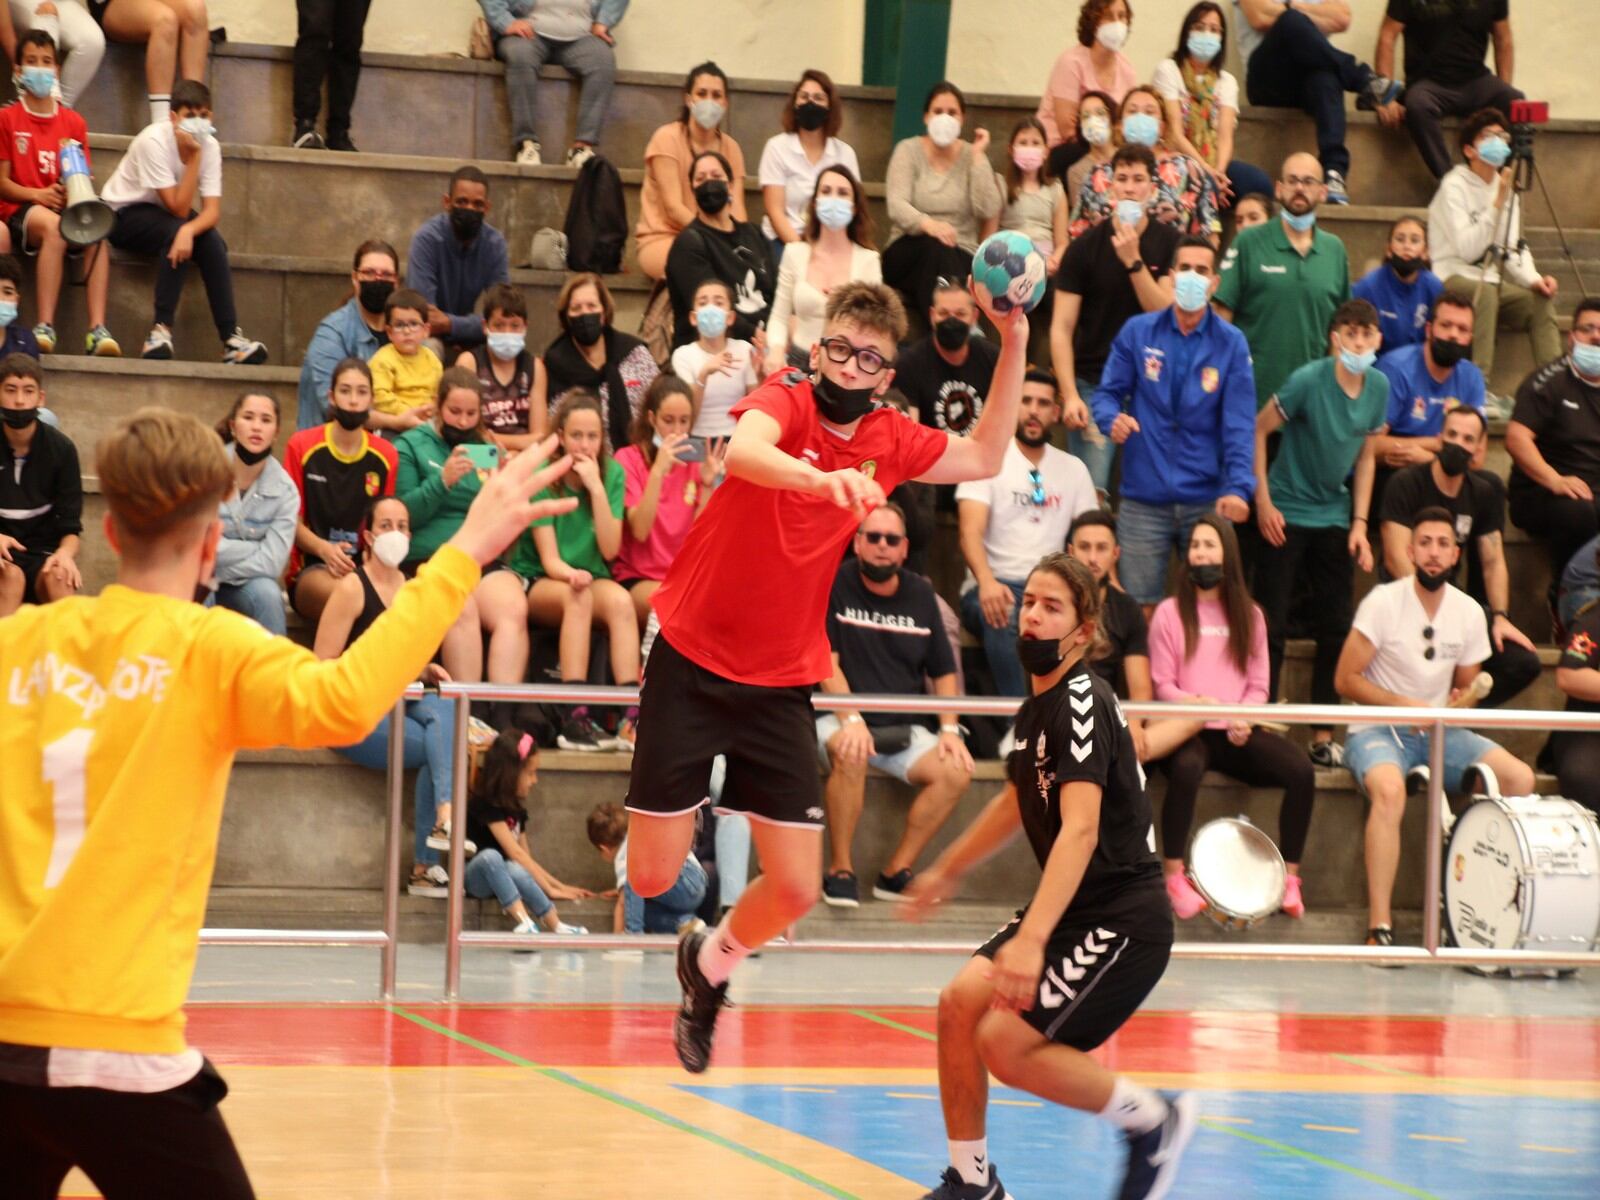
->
[424, 682, 1600, 999]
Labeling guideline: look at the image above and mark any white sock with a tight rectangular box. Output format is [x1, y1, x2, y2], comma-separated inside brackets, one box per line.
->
[948, 1137, 989, 1186]
[696, 913, 751, 986]
[149, 94, 170, 124]
[1099, 1077, 1167, 1134]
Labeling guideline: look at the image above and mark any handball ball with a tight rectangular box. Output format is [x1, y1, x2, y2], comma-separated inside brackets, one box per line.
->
[971, 230, 1048, 315]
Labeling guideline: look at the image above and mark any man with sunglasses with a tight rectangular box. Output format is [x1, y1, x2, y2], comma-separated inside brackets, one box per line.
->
[957, 367, 1097, 697]
[1334, 506, 1534, 950]
[623, 280, 1028, 1075]
[817, 503, 973, 908]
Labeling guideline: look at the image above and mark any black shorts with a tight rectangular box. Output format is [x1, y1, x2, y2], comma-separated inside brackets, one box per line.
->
[5, 548, 51, 603]
[976, 912, 1170, 1051]
[9, 204, 90, 257]
[626, 633, 823, 828]
[0, 1058, 255, 1199]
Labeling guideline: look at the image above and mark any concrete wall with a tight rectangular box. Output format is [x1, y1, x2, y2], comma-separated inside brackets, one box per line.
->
[210, 0, 865, 85]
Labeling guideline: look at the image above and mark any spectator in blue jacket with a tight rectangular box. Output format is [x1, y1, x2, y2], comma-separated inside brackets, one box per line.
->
[1351, 216, 1442, 354]
[297, 238, 397, 430]
[480, 0, 626, 167]
[407, 166, 510, 352]
[1093, 234, 1256, 610]
[213, 391, 298, 635]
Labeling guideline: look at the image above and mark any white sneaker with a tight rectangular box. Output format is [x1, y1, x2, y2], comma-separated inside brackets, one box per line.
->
[510, 916, 541, 952]
[221, 328, 268, 365]
[141, 323, 173, 360]
[407, 864, 449, 898]
[554, 921, 589, 935]
[515, 140, 542, 166]
[566, 144, 595, 169]
[425, 822, 477, 856]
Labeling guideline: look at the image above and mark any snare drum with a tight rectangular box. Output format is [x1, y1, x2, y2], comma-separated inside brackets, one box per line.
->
[1445, 796, 1600, 952]
[1188, 816, 1287, 930]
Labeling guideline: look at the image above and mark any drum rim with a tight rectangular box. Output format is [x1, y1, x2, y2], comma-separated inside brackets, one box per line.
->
[1188, 816, 1286, 922]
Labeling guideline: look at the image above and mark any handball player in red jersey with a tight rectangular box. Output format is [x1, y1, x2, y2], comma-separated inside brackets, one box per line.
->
[620, 279, 1027, 1073]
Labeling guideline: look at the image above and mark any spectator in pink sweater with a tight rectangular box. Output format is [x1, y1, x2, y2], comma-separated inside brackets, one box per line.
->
[1147, 514, 1315, 920]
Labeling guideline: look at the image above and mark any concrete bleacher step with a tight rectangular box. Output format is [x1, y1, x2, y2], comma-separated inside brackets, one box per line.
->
[76, 42, 1600, 218]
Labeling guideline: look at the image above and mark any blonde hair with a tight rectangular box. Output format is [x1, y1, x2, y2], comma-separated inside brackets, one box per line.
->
[97, 407, 233, 547]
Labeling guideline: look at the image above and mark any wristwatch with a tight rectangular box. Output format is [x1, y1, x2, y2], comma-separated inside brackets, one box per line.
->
[1125, 259, 1144, 275]
[939, 724, 963, 736]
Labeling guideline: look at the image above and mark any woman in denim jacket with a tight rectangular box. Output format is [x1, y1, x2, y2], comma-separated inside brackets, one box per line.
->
[214, 391, 298, 634]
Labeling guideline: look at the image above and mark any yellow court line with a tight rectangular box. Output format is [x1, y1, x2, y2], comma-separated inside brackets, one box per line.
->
[782, 1086, 838, 1094]
[1409, 1134, 1467, 1144]
[1303, 1124, 1362, 1134]
[886, 1091, 939, 1101]
[992, 1098, 1043, 1108]
[1521, 1144, 1578, 1155]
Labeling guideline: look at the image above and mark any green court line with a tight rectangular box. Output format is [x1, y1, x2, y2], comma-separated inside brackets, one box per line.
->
[1199, 1119, 1442, 1199]
[1332, 1053, 1428, 1079]
[849, 1008, 937, 1042]
[388, 1005, 861, 1200]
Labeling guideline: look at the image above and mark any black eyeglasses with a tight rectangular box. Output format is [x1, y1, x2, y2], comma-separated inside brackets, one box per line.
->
[862, 531, 904, 547]
[818, 336, 892, 376]
[1027, 467, 1046, 506]
[1422, 625, 1435, 661]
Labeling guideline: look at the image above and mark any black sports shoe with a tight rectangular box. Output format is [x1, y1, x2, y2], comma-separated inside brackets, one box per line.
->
[873, 867, 914, 902]
[673, 928, 729, 1074]
[1116, 1091, 1196, 1200]
[325, 131, 359, 152]
[558, 714, 603, 751]
[920, 1165, 1010, 1199]
[822, 870, 860, 908]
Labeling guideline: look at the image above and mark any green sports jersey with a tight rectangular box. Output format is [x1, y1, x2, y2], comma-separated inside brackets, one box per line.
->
[1267, 357, 1388, 529]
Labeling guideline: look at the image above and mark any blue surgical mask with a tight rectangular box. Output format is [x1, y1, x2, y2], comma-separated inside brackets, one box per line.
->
[486, 331, 525, 360]
[178, 116, 215, 141]
[694, 305, 729, 338]
[1173, 270, 1211, 313]
[814, 196, 854, 230]
[1122, 113, 1160, 147]
[1337, 344, 1377, 374]
[1475, 136, 1511, 168]
[1572, 341, 1600, 378]
[0, 301, 16, 328]
[1115, 198, 1145, 227]
[17, 67, 54, 98]
[1187, 31, 1223, 62]
[1282, 208, 1317, 232]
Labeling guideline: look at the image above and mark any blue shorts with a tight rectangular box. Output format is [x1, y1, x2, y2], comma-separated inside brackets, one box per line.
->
[1343, 725, 1501, 795]
[816, 715, 939, 784]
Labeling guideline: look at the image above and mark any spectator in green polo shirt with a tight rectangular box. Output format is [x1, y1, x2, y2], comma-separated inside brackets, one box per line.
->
[1251, 298, 1387, 768]
[510, 389, 640, 753]
[1214, 152, 1351, 410]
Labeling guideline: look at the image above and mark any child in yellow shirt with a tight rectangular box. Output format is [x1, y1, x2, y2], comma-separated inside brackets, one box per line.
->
[368, 287, 442, 432]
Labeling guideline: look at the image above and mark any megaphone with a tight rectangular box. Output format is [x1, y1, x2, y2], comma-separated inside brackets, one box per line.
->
[58, 139, 114, 248]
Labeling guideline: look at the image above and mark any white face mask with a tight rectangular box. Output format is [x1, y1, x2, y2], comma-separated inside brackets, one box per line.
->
[1080, 114, 1112, 146]
[371, 530, 410, 568]
[1096, 20, 1130, 51]
[926, 112, 962, 148]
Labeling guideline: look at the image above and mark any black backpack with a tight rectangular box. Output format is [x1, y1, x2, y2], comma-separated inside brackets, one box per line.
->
[564, 154, 627, 274]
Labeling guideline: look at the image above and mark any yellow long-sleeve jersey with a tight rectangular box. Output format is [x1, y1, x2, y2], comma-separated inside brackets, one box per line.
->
[0, 546, 481, 1055]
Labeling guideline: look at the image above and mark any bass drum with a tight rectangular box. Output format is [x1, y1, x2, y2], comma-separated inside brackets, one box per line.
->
[1188, 816, 1286, 931]
[1444, 796, 1600, 952]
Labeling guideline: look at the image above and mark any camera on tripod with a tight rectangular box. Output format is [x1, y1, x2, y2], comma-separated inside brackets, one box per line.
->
[1508, 99, 1548, 173]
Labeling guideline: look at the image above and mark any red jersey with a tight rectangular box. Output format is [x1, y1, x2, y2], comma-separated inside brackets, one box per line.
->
[282, 424, 398, 584]
[0, 100, 88, 222]
[652, 373, 948, 687]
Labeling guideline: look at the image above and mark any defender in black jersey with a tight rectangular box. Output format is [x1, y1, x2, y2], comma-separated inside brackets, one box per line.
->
[906, 553, 1195, 1200]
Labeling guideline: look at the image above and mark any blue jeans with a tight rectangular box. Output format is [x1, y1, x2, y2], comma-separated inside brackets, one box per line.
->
[708, 755, 751, 908]
[334, 693, 454, 867]
[1344, 725, 1500, 796]
[211, 576, 286, 636]
[1243, 9, 1372, 176]
[624, 855, 708, 933]
[1116, 498, 1214, 606]
[465, 848, 553, 919]
[960, 579, 1027, 698]
[1069, 377, 1115, 494]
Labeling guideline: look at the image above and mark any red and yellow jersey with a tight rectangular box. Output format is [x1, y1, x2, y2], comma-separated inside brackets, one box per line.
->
[0, 547, 481, 1055]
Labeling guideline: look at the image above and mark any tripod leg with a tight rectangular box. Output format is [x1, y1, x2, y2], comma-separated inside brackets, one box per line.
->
[1532, 159, 1589, 297]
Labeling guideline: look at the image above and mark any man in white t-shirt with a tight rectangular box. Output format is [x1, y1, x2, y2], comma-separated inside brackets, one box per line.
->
[101, 79, 267, 366]
[957, 368, 1096, 696]
[1334, 507, 1534, 949]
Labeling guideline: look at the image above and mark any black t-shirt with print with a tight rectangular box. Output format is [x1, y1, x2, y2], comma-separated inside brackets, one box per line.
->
[1054, 219, 1180, 384]
[1559, 605, 1600, 716]
[1381, 462, 1504, 600]
[1007, 660, 1172, 943]
[896, 334, 1001, 436]
[826, 561, 957, 732]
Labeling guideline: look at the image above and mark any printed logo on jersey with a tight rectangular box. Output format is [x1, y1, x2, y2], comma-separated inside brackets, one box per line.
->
[934, 381, 984, 434]
[1068, 674, 1093, 762]
[1455, 513, 1472, 541]
[8, 653, 172, 721]
[1034, 730, 1055, 800]
[13, 131, 29, 156]
[1142, 349, 1164, 382]
[1200, 366, 1219, 394]
[1037, 927, 1116, 1008]
[364, 471, 381, 496]
[858, 459, 877, 480]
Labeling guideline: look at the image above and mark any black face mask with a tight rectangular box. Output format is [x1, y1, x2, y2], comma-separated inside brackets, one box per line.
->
[1416, 565, 1452, 592]
[234, 441, 271, 466]
[795, 102, 829, 132]
[813, 372, 878, 425]
[569, 312, 605, 347]
[694, 179, 730, 216]
[1, 407, 37, 430]
[860, 560, 898, 584]
[331, 406, 369, 432]
[1388, 253, 1424, 279]
[358, 279, 394, 314]
[1430, 337, 1471, 368]
[1189, 563, 1223, 590]
[1016, 624, 1081, 677]
[440, 423, 477, 447]
[449, 206, 484, 241]
[1436, 442, 1471, 477]
[933, 317, 970, 352]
